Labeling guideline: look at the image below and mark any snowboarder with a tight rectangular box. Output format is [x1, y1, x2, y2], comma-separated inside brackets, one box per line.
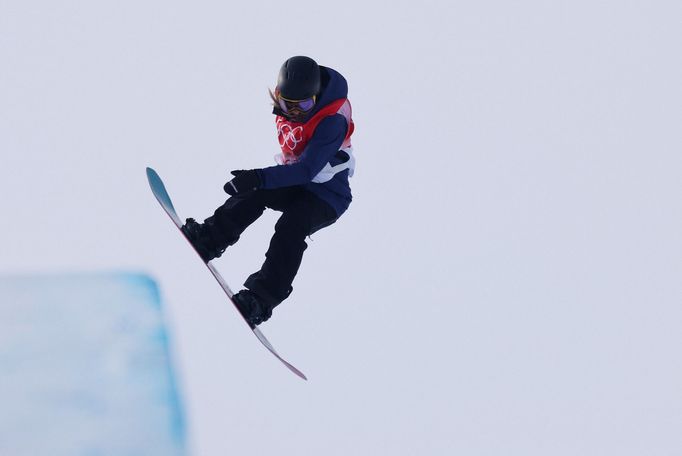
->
[182, 56, 355, 327]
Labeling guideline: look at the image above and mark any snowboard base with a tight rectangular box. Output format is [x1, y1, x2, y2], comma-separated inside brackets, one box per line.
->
[146, 167, 307, 381]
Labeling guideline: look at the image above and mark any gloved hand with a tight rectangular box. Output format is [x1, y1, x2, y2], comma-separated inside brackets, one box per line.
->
[224, 169, 262, 196]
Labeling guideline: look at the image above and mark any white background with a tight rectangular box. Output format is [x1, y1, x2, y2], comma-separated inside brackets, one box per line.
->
[1, 1, 681, 454]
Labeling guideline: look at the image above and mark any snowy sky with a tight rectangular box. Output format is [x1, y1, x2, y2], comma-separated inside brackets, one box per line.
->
[1, 1, 681, 455]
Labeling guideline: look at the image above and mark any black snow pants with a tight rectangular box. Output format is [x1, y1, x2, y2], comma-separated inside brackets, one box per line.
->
[203, 187, 338, 308]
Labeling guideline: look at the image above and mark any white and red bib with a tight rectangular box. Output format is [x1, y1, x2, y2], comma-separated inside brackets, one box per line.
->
[275, 98, 355, 183]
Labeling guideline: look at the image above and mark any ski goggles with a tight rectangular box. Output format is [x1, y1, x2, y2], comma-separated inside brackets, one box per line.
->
[277, 94, 316, 114]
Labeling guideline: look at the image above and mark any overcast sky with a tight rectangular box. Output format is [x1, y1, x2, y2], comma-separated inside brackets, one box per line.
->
[1, 1, 681, 455]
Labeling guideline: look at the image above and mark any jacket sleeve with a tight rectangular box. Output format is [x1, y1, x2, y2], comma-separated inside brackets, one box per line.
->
[258, 115, 348, 189]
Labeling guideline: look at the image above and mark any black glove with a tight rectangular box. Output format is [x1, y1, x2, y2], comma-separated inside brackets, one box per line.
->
[224, 169, 262, 196]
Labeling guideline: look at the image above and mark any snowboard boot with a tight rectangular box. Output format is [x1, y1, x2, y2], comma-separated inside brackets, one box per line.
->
[181, 218, 226, 263]
[232, 289, 273, 328]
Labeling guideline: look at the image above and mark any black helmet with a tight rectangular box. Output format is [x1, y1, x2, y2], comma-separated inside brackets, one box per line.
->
[277, 56, 321, 100]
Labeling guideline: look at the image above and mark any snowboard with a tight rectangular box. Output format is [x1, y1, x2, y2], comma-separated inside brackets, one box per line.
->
[146, 167, 307, 381]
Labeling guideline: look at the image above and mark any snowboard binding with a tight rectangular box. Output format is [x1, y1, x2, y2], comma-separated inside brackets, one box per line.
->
[181, 218, 226, 263]
[233, 290, 273, 328]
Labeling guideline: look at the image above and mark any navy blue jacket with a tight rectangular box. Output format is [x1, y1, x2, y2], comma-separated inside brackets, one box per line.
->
[257, 67, 353, 216]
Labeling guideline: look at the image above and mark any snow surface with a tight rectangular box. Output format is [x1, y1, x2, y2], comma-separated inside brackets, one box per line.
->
[0, 273, 185, 456]
[1, 0, 681, 455]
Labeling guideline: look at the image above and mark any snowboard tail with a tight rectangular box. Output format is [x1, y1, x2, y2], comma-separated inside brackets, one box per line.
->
[146, 167, 307, 381]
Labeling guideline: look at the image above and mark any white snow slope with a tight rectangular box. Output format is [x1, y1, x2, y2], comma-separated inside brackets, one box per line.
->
[0, 273, 185, 456]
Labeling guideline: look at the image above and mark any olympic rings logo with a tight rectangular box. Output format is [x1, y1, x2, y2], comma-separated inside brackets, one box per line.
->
[278, 123, 305, 151]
